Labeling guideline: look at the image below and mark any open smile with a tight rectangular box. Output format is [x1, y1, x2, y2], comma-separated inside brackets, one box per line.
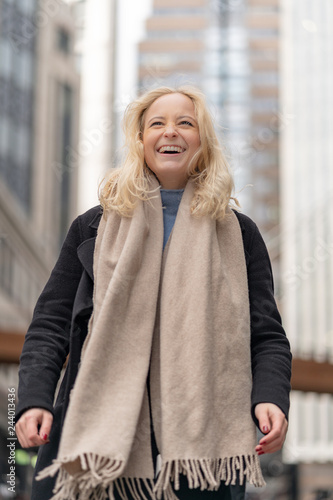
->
[157, 145, 186, 154]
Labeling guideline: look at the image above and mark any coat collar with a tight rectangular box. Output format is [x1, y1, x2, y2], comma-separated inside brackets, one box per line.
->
[77, 207, 103, 280]
[88, 206, 103, 230]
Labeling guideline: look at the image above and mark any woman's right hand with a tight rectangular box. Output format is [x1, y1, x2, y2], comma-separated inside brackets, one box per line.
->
[16, 408, 53, 448]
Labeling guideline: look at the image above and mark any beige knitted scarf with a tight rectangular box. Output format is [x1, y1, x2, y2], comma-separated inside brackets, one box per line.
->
[37, 176, 264, 499]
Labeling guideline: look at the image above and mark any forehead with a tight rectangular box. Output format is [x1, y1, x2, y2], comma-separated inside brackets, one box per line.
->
[145, 93, 196, 119]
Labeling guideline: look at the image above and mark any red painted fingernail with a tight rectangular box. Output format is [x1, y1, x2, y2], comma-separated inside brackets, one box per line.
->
[42, 433, 48, 441]
[258, 451, 265, 456]
[261, 440, 267, 445]
[263, 426, 269, 433]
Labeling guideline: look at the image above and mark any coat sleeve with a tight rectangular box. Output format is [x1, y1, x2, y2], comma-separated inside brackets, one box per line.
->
[16, 217, 85, 421]
[246, 222, 292, 426]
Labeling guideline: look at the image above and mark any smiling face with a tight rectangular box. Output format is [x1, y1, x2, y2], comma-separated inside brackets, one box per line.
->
[142, 93, 201, 189]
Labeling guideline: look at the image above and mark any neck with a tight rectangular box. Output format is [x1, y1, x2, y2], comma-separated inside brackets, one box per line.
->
[159, 178, 188, 190]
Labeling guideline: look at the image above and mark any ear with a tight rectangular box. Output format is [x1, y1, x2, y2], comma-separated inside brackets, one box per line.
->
[138, 130, 144, 143]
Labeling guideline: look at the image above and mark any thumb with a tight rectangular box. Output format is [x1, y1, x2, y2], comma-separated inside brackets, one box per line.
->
[39, 411, 53, 442]
[255, 403, 271, 435]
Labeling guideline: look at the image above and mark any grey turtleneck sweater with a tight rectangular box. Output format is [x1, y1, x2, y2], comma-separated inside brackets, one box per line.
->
[160, 188, 184, 249]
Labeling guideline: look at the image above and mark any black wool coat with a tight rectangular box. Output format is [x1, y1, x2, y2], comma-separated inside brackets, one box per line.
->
[16, 205, 292, 500]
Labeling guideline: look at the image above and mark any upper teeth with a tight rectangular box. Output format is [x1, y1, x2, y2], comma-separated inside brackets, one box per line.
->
[158, 146, 184, 153]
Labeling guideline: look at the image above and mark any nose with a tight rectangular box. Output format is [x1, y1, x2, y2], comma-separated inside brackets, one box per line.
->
[163, 124, 178, 137]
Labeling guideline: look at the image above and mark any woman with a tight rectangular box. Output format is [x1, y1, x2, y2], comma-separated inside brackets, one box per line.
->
[16, 86, 292, 500]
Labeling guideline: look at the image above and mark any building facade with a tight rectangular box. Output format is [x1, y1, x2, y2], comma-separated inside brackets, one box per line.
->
[138, 0, 333, 497]
[0, 0, 80, 495]
[280, 0, 333, 498]
[0, 0, 80, 336]
[218, 0, 281, 286]
[138, 0, 282, 279]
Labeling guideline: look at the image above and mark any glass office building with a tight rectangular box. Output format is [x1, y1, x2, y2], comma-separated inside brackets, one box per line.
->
[0, 0, 37, 212]
[138, 0, 281, 281]
[0, 1, 80, 496]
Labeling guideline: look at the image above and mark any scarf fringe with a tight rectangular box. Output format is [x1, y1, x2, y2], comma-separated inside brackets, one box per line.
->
[154, 455, 265, 499]
[113, 477, 155, 500]
[37, 454, 264, 499]
[36, 455, 127, 500]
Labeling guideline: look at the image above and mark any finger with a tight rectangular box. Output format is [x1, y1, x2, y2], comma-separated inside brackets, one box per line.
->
[256, 420, 288, 454]
[257, 415, 271, 436]
[16, 409, 53, 448]
[16, 416, 34, 449]
[15, 423, 29, 449]
[256, 435, 285, 454]
[254, 405, 272, 435]
[258, 426, 281, 445]
[257, 409, 285, 440]
[25, 414, 45, 447]
[39, 412, 53, 443]
[258, 422, 287, 447]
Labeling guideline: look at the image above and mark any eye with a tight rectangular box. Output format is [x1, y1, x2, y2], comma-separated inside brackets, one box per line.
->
[179, 120, 193, 126]
[150, 121, 163, 127]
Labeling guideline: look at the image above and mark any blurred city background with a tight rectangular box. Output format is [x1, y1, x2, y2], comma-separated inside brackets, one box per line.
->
[0, 0, 332, 498]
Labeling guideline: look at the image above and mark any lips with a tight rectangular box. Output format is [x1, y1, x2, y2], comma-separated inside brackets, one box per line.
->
[157, 145, 186, 154]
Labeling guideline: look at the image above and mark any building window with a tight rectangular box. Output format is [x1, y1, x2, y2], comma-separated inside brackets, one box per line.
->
[0, 0, 36, 212]
[56, 83, 74, 246]
[13, 48, 34, 91]
[17, 0, 36, 16]
[57, 28, 71, 55]
[0, 38, 13, 80]
[0, 114, 11, 159]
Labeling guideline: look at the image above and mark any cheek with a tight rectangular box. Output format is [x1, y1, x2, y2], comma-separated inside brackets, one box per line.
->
[143, 140, 154, 165]
[190, 136, 201, 152]
[143, 131, 153, 149]
[186, 131, 200, 148]
[143, 131, 159, 155]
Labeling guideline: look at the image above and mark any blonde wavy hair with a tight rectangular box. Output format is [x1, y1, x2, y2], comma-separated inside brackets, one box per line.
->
[100, 86, 239, 220]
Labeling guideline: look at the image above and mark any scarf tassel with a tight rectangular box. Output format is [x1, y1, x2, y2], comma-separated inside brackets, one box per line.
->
[37, 455, 127, 500]
[115, 477, 156, 500]
[37, 453, 264, 499]
[154, 455, 265, 499]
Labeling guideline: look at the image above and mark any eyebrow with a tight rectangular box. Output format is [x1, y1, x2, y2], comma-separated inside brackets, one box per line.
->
[147, 115, 197, 125]
[147, 116, 164, 125]
[179, 115, 197, 122]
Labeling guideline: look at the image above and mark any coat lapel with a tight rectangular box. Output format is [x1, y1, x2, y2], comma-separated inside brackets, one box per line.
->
[77, 238, 95, 281]
[76, 207, 102, 281]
